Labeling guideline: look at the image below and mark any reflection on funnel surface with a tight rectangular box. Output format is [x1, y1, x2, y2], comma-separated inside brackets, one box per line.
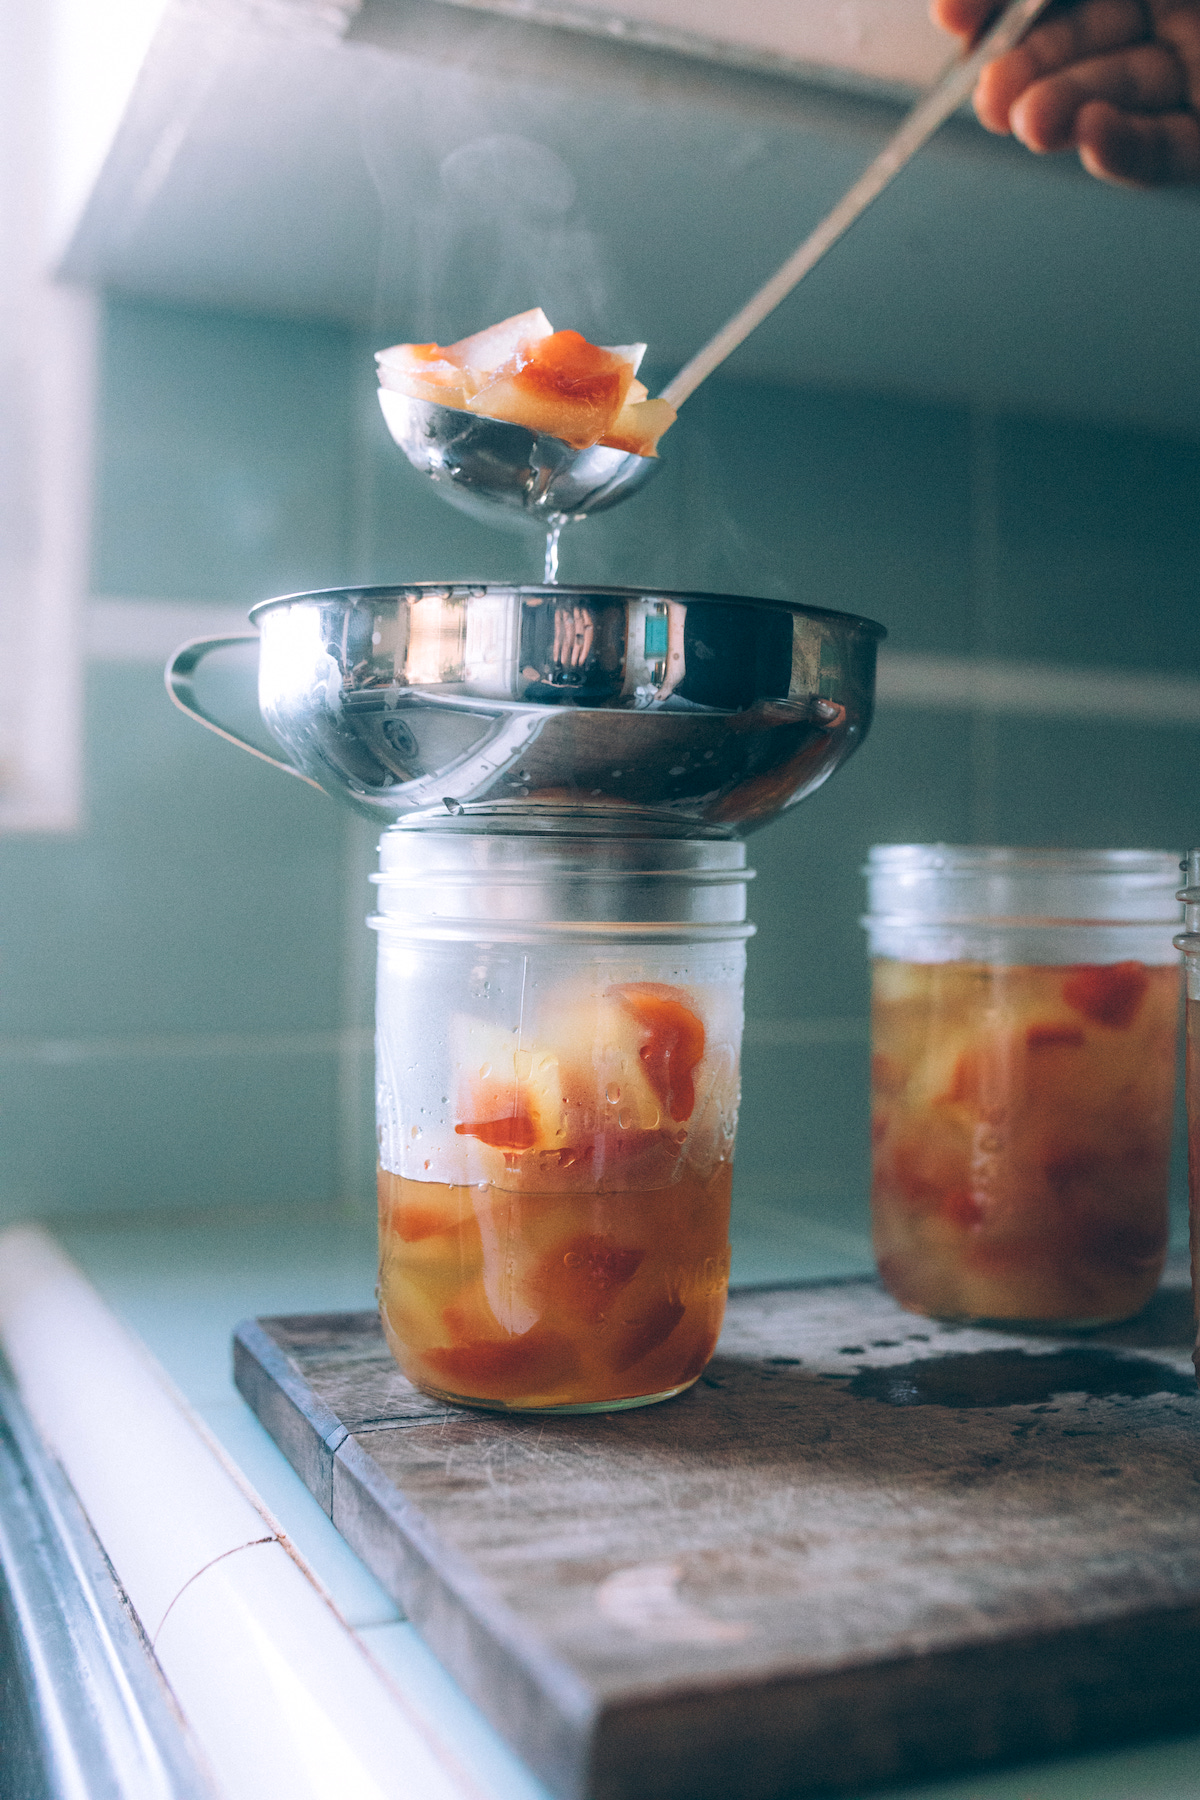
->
[234, 584, 883, 831]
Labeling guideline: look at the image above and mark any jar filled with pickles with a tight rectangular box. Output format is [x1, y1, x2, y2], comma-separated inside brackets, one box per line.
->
[863, 846, 1182, 1327]
[371, 826, 751, 1411]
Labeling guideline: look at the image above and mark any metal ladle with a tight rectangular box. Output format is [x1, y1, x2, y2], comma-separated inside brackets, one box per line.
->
[384, 0, 1054, 568]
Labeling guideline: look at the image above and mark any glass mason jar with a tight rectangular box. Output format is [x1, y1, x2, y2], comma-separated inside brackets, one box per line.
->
[1175, 849, 1200, 1382]
[370, 826, 752, 1412]
[862, 846, 1182, 1327]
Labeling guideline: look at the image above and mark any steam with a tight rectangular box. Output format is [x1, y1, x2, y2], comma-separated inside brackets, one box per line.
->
[359, 50, 613, 347]
[438, 134, 576, 220]
[439, 134, 608, 336]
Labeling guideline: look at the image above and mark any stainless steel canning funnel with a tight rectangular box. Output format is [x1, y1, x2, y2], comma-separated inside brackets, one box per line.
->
[167, 584, 885, 836]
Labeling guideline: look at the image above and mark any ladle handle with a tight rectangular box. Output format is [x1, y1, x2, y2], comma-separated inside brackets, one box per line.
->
[165, 635, 325, 794]
[659, 0, 1056, 410]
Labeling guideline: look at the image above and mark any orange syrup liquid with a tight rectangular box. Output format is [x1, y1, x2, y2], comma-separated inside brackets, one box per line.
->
[378, 1160, 732, 1410]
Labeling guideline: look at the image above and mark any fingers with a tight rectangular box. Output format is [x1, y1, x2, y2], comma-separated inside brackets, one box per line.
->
[929, 0, 1000, 40]
[552, 606, 595, 667]
[1076, 95, 1200, 180]
[971, 0, 1151, 132]
[574, 610, 595, 666]
[1009, 41, 1187, 148]
[931, 0, 1200, 185]
[1147, 1, 1200, 98]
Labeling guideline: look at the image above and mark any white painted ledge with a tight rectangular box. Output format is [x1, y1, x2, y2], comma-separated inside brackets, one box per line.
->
[420, 0, 948, 95]
[0, 1224, 474, 1800]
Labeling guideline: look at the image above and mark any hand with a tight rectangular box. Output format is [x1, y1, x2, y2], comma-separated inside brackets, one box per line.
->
[931, 0, 1200, 185]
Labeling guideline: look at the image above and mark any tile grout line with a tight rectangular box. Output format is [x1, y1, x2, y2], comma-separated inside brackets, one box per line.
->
[0, 1027, 373, 1063]
[743, 1017, 869, 1046]
[86, 597, 257, 662]
[875, 652, 1200, 723]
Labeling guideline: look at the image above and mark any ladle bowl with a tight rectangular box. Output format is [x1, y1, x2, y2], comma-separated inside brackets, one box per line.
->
[167, 584, 885, 836]
[378, 391, 660, 528]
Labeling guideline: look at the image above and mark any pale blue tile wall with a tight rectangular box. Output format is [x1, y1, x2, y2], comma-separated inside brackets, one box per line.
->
[92, 301, 357, 601]
[985, 415, 1200, 672]
[1, 300, 364, 1225]
[2, 294, 1199, 1242]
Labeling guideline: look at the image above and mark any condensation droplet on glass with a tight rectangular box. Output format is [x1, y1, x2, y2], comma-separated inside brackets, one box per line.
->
[618, 1107, 633, 1129]
[514, 1050, 533, 1079]
[648, 1107, 661, 1128]
[563, 1250, 582, 1268]
[479, 1062, 491, 1080]
[605, 1082, 621, 1105]
[423, 1158, 430, 1170]
[675, 1129, 688, 1144]
[410, 1125, 421, 1139]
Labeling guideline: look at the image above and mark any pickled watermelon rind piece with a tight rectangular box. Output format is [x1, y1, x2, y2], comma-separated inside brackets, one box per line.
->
[375, 308, 675, 455]
[438, 983, 716, 1192]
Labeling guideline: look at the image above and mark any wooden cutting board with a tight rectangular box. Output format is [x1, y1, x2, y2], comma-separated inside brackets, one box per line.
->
[234, 1264, 1200, 1800]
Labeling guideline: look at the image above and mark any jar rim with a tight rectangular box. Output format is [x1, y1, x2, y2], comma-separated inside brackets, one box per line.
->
[864, 844, 1180, 877]
[862, 913, 1183, 929]
[378, 830, 748, 875]
[369, 918, 756, 943]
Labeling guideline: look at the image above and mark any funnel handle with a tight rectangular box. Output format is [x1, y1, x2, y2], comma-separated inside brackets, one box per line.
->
[165, 635, 325, 794]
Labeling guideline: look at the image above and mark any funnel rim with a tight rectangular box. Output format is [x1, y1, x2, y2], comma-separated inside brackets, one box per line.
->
[248, 581, 887, 640]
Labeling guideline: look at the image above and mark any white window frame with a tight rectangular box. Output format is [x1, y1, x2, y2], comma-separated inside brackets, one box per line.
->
[0, 1, 90, 832]
[0, 0, 169, 833]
